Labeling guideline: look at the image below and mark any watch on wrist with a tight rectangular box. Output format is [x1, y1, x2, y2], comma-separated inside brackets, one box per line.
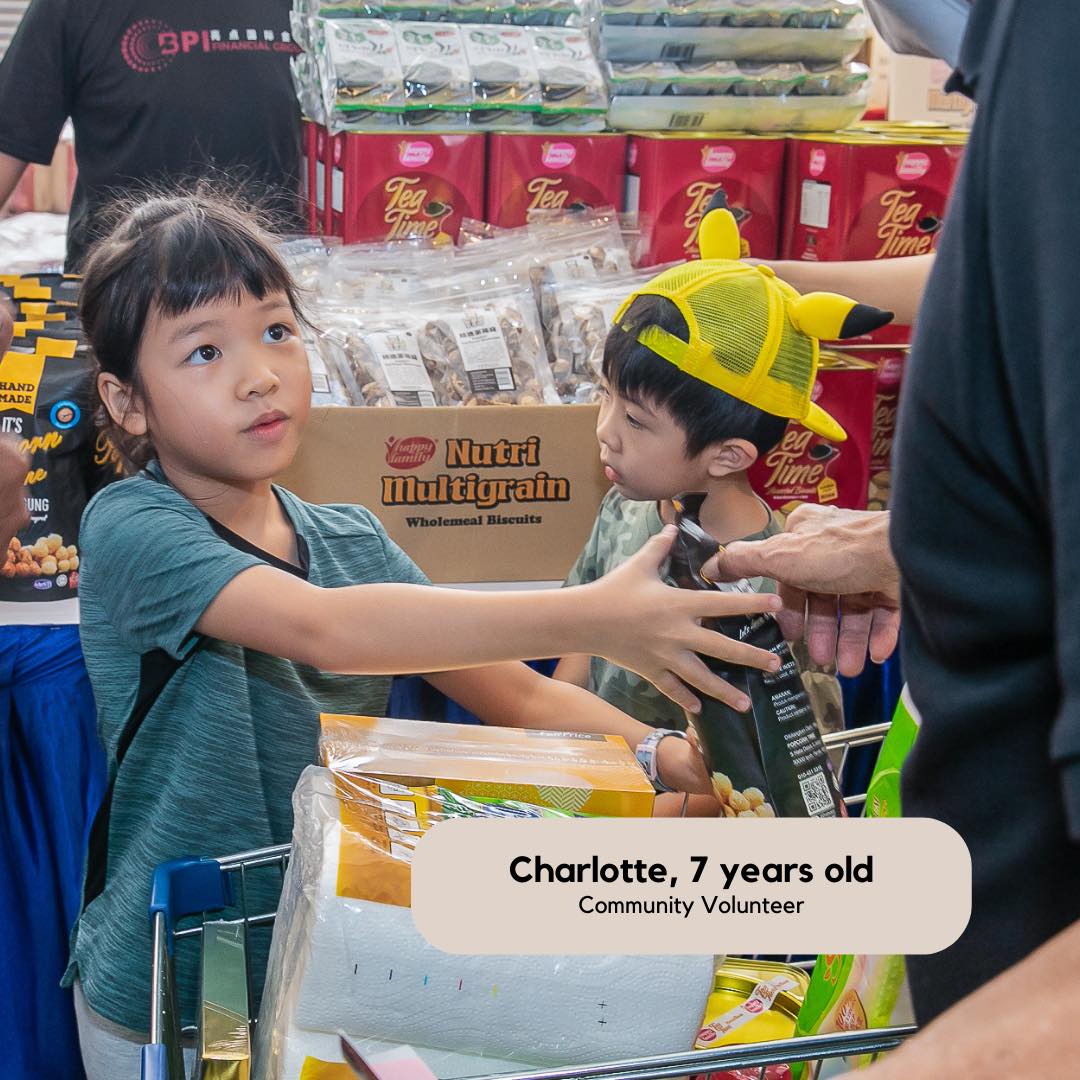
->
[635, 728, 689, 794]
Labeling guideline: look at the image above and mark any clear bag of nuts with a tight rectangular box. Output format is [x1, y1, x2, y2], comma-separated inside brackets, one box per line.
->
[311, 281, 559, 406]
[541, 264, 679, 402]
[411, 283, 560, 405]
[319, 239, 454, 306]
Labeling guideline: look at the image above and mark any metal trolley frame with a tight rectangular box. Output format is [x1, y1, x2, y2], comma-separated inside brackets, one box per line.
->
[142, 722, 912, 1080]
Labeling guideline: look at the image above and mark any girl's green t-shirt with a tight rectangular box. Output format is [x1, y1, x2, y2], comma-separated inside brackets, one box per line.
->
[66, 460, 428, 1032]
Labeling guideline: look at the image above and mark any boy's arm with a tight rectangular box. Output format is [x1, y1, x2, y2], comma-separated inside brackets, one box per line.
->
[196, 528, 783, 712]
[425, 662, 711, 795]
[553, 653, 591, 687]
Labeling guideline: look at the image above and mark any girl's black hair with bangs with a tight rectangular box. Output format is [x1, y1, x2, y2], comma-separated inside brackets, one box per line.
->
[603, 294, 788, 458]
[80, 192, 303, 468]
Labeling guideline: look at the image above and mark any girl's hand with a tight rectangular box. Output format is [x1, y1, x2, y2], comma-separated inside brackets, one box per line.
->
[591, 526, 782, 714]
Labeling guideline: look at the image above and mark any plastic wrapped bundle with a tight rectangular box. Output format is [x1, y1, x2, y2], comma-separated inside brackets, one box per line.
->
[255, 716, 713, 1080]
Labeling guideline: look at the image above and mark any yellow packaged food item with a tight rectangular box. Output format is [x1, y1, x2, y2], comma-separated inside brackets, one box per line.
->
[695, 958, 808, 1050]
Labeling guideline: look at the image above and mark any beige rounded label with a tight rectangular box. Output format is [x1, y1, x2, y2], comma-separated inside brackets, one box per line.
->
[412, 818, 970, 955]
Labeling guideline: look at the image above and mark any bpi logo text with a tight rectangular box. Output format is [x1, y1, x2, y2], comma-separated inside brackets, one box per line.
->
[121, 20, 298, 74]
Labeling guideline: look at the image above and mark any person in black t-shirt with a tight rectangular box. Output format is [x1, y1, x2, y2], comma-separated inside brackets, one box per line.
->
[0, 1, 304, 270]
[707, 4, 1080, 1069]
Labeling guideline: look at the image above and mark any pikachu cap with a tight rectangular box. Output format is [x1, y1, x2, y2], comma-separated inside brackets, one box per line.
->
[613, 191, 893, 441]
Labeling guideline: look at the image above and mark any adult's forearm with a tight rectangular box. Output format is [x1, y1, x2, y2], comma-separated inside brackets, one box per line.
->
[862, 918, 1080, 1079]
[0, 151, 29, 213]
[764, 255, 933, 326]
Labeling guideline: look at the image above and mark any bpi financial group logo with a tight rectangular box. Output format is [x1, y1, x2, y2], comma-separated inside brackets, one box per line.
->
[121, 19, 299, 74]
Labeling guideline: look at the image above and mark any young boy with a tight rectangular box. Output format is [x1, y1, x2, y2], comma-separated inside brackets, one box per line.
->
[555, 218, 891, 812]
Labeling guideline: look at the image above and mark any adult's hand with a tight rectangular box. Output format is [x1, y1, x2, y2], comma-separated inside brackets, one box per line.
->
[0, 437, 28, 548]
[704, 504, 900, 677]
[0, 296, 27, 547]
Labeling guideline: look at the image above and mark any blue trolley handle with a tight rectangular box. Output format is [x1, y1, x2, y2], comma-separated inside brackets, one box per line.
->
[142, 857, 234, 1080]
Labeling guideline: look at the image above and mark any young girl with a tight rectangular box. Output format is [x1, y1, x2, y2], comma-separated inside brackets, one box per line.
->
[65, 194, 780, 1078]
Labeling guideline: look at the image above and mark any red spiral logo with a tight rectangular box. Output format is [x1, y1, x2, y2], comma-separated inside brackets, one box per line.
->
[120, 19, 174, 74]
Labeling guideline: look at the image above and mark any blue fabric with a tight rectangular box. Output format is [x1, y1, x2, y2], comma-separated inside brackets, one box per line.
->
[0, 625, 105, 1080]
[388, 660, 560, 724]
[838, 651, 904, 798]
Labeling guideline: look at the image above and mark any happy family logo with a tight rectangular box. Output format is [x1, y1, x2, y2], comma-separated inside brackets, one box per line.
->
[121, 19, 300, 74]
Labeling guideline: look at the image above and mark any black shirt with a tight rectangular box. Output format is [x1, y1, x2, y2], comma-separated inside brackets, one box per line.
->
[0, 0, 304, 269]
[893, 0, 1080, 1023]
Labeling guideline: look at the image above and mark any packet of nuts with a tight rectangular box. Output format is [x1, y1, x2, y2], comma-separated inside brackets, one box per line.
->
[664, 493, 845, 819]
[320, 239, 454, 306]
[321, 311, 445, 408]
[410, 283, 560, 405]
[541, 264, 677, 401]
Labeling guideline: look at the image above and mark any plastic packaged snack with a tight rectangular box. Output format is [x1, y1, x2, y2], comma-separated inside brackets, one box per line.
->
[607, 88, 869, 133]
[662, 493, 845, 818]
[462, 26, 542, 112]
[319, 240, 454, 306]
[443, 230, 547, 292]
[0, 333, 120, 604]
[799, 60, 869, 95]
[541, 266, 668, 401]
[277, 234, 343, 295]
[611, 59, 748, 96]
[305, 325, 353, 407]
[510, 0, 585, 27]
[412, 282, 561, 405]
[256, 716, 715, 1080]
[529, 209, 633, 285]
[730, 60, 805, 96]
[338, 319, 444, 407]
[394, 22, 473, 109]
[530, 27, 607, 115]
[445, 0, 513, 24]
[598, 19, 869, 65]
[318, 17, 405, 121]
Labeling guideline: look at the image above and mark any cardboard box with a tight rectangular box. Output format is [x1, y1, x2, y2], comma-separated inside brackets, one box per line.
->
[328, 132, 485, 244]
[626, 134, 785, 266]
[748, 353, 878, 512]
[780, 130, 966, 261]
[888, 55, 975, 128]
[485, 133, 628, 227]
[278, 405, 607, 583]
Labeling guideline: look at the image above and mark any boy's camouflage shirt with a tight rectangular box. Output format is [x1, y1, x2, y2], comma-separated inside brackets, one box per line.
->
[565, 488, 843, 733]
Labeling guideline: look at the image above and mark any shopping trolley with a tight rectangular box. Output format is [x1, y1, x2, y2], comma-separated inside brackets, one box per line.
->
[142, 722, 912, 1080]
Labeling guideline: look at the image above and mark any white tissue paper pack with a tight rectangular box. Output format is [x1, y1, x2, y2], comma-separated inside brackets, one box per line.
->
[256, 764, 713, 1080]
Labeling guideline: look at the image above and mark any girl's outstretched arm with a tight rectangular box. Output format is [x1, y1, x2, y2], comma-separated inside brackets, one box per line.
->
[197, 526, 782, 713]
[426, 661, 712, 795]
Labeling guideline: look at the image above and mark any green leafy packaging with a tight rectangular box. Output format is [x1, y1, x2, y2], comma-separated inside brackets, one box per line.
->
[789, 688, 921, 1078]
